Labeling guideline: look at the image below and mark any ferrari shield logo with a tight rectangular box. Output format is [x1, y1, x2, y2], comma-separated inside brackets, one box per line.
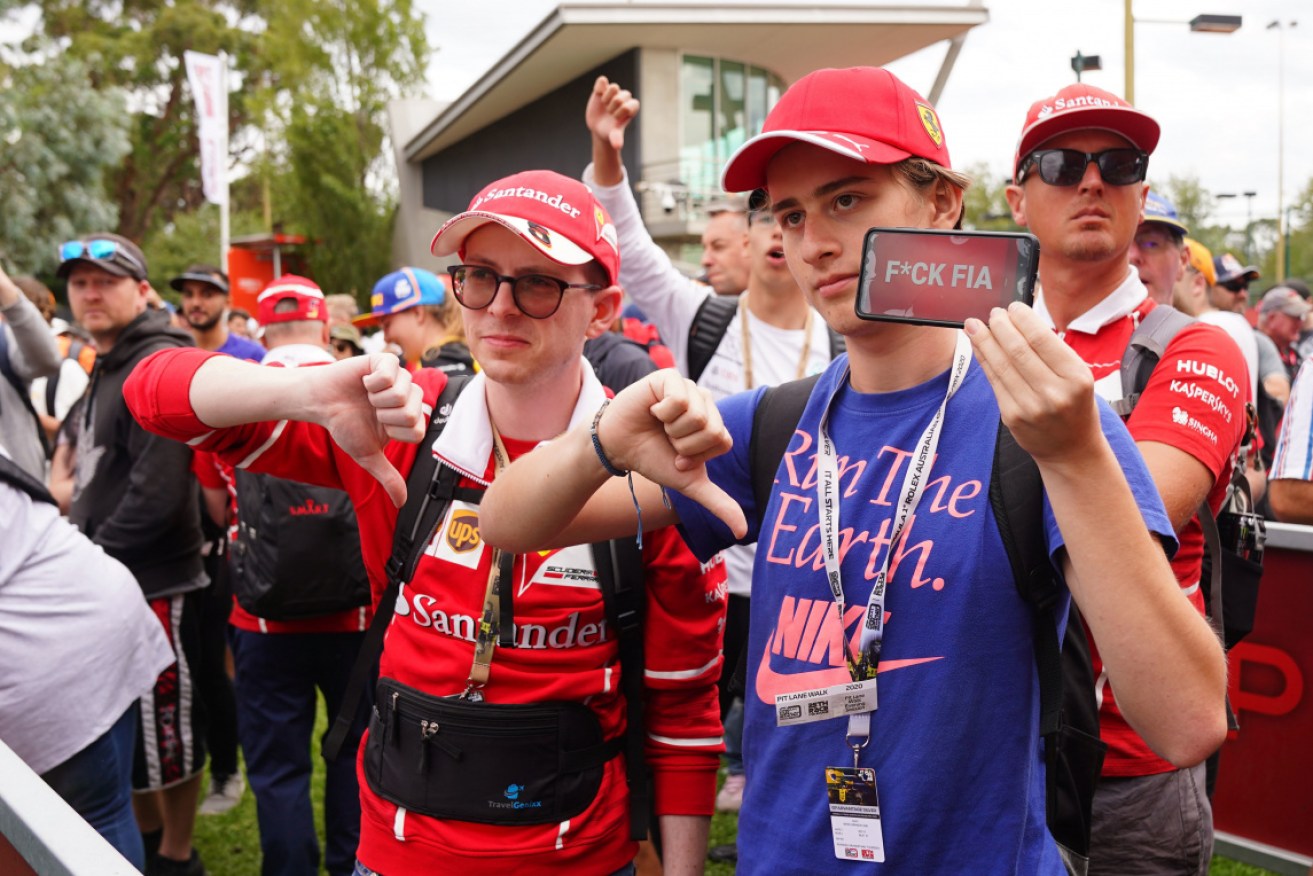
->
[917, 104, 944, 148]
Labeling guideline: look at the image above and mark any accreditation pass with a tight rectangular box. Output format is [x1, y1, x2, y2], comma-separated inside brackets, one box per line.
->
[774, 678, 878, 727]
[827, 766, 885, 862]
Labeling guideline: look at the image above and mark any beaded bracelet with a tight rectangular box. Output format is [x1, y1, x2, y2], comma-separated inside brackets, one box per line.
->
[590, 400, 626, 477]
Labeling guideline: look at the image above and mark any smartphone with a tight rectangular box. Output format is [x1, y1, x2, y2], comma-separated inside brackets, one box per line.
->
[855, 228, 1040, 329]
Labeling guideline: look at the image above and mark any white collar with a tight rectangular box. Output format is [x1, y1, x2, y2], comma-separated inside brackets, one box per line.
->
[432, 357, 609, 485]
[1033, 269, 1147, 335]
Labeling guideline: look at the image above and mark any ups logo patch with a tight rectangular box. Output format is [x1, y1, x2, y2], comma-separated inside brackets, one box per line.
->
[446, 509, 481, 553]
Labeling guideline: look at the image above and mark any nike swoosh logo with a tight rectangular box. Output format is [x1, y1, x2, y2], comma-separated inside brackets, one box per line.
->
[755, 638, 943, 705]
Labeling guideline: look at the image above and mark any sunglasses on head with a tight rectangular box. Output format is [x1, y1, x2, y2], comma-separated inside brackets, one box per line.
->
[59, 239, 145, 274]
[1019, 148, 1149, 187]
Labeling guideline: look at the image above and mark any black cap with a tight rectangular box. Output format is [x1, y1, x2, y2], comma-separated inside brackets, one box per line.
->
[55, 233, 148, 281]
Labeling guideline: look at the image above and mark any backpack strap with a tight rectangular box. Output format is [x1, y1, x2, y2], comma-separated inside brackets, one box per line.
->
[0, 449, 55, 505]
[1114, 304, 1195, 417]
[990, 420, 1105, 866]
[748, 375, 821, 515]
[686, 294, 739, 383]
[323, 373, 475, 759]
[592, 536, 648, 840]
[722, 374, 822, 696]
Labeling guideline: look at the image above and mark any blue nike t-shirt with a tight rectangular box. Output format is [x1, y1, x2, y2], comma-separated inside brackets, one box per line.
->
[670, 354, 1174, 875]
[217, 332, 266, 362]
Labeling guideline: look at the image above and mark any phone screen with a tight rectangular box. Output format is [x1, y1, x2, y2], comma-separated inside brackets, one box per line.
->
[856, 228, 1040, 329]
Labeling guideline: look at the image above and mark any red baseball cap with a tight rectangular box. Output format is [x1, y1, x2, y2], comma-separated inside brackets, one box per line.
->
[721, 67, 952, 193]
[257, 274, 327, 325]
[430, 170, 620, 287]
[1013, 83, 1160, 178]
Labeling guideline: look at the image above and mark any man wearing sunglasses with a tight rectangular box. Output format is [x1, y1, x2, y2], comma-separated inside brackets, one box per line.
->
[1006, 84, 1247, 876]
[57, 232, 210, 876]
[1210, 253, 1260, 314]
[123, 172, 726, 876]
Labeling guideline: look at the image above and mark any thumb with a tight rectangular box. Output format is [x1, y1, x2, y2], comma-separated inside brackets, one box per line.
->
[356, 449, 409, 508]
[609, 127, 625, 152]
[679, 475, 748, 540]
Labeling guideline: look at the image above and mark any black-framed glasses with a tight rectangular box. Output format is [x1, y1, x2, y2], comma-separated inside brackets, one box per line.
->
[447, 265, 601, 319]
[1019, 148, 1149, 187]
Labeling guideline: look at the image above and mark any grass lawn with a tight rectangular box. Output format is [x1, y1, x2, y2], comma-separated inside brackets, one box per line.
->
[193, 696, 1279, 875]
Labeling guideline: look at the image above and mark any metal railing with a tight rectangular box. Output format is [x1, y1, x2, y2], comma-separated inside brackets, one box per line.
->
[0, 738, 138, 875]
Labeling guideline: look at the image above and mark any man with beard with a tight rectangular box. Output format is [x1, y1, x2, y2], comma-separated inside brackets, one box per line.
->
[171, 265, 264, 361]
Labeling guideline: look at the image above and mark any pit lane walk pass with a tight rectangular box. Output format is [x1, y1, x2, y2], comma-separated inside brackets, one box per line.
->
[775, 678, 878, 727]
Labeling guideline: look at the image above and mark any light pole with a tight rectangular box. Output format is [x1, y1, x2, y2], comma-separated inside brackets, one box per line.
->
[1124, 6, 1242, 104]
[1268, 19, 1297, 282]
[1220, 191, 1259, 262]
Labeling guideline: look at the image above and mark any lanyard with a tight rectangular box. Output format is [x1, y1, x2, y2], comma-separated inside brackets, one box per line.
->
[814, 330, 971, 754]
[464, 426, 516, 699]
[739, 292, 814, 390]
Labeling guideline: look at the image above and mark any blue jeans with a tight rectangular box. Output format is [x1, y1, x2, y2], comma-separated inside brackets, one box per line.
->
[723, 696, 745, 776]
[41, 706, 143, 870]
[231, 629, 369, 876]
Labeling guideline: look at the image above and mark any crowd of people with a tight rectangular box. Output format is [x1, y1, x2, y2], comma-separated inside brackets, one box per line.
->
[1, 63, 1310, 876]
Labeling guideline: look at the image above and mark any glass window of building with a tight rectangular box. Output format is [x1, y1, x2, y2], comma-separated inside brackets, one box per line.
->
[679, 55, 783, 204]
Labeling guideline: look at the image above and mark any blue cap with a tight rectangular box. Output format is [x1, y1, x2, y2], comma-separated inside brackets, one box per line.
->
[1142, 191, 1189, 236]
[355, 268, 449, 327]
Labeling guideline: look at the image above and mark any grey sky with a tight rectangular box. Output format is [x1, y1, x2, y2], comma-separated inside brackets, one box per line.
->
[419, 0, 1311, 231]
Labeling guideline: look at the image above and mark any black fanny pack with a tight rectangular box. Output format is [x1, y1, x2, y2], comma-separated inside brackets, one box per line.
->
[363, 677, 622, 825]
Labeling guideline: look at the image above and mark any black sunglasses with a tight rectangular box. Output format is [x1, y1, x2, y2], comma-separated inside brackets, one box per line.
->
[1220, 281, 1249, 294]
[1019, 148, 1149, 187]
[447, 265, 601, 319]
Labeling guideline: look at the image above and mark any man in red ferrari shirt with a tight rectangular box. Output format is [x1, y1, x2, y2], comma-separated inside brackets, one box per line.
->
[124, 170, 725, 876]
[1005, 84, 1246, 876]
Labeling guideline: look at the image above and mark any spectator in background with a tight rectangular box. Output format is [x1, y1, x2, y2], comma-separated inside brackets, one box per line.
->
[172, 265, 264, 361]
[1129, 191, 1189, 304]
[699, 194, 750, 296]
[1257, 286, 1308, 383]
[0, 260, 61, 480]
[226, 276, 369, 876]
[59, 233, 209, 876]
[1269, 358, 1313, 524]
[329, 324, 364, 359]
[228, 308, 254, 339]
[1173, 238, 1266, 502]
[172, 265, 251, 819]
[353, 268, 474, 376]
[1210, 253, 1259, 314]
[324, 293, 359, 328]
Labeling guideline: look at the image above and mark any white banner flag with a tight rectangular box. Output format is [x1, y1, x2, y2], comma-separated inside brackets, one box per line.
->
[184, 51, 228, 206]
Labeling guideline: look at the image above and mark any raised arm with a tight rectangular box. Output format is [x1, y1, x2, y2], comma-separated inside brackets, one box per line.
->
[584, 76, 712, 368]
[967, 303, 1227, 767]
[0, 265, 61, 380]
[479, 369, 746, 551]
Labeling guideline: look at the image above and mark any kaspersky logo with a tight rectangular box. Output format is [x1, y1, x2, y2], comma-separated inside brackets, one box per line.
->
[755, 597, 942, 705]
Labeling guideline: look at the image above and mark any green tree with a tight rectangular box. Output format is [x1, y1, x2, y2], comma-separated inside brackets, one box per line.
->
[960, 162, 1019, 232]
[0, 48, 130, 275]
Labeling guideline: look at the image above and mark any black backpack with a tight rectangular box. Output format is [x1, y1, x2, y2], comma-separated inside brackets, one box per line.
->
[323, 374, 654, 841]
[746, 375, 1105, 874]
[229, 468, 371, 621]
[686, 294, 846, 382]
